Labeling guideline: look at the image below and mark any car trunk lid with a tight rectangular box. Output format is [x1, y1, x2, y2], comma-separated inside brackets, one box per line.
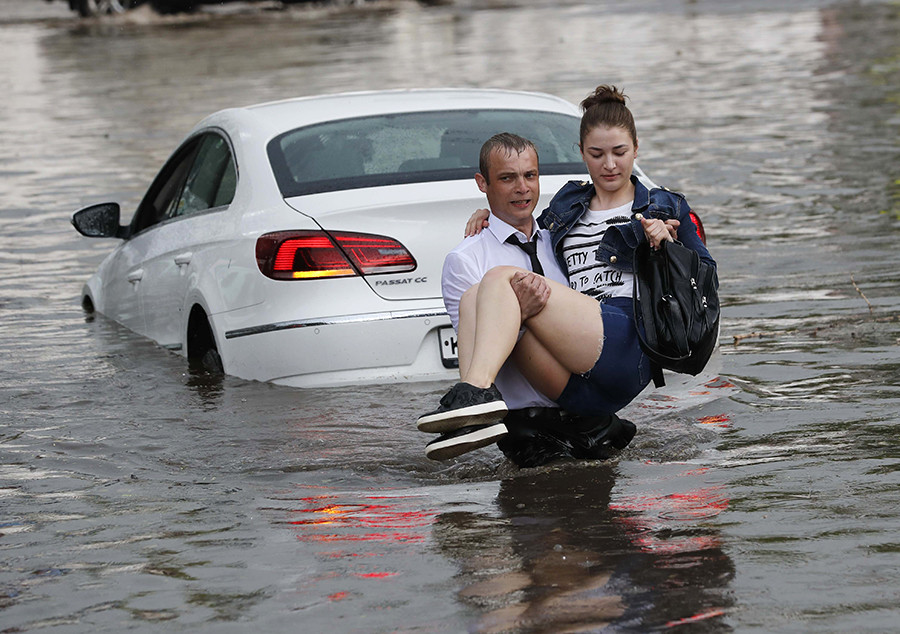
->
[283, 176, 575, 301]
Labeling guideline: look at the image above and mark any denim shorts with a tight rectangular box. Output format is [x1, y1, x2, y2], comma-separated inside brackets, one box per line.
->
[555, 297, 651, 416]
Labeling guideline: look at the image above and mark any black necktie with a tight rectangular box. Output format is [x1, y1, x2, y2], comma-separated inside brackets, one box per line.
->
[506, 235, 544, 276]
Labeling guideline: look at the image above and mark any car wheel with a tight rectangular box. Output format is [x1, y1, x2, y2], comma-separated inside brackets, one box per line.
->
[187, 306, 224, 374]
[73, 0, 137, 17]
[81, 295, 96, 322]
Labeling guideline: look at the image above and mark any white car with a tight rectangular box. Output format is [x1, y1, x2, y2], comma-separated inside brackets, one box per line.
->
[73, 89, 669, 388]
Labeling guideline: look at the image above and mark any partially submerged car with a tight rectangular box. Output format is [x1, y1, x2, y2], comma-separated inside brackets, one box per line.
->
[73, 89, 608, 387]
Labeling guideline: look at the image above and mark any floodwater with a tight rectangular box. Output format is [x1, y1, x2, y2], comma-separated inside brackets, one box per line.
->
[1, 0, 899, 631]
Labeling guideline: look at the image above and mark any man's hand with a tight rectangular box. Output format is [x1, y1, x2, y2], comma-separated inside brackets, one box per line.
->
[465, 208, 491, 237]
[510, 271, 550, 321]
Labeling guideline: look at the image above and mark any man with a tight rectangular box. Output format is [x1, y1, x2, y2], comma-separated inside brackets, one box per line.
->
[418, 133, 567, 460]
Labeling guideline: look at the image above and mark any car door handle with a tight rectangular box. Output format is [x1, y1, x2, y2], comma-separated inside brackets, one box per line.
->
[127, 269, 143, 284]
[174, 252, 193, 267]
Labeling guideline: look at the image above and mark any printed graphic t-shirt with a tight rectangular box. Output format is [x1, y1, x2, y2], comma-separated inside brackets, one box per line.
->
[561, 200, 635, 301]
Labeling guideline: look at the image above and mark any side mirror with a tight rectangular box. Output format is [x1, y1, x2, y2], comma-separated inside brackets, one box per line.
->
[72, 203, 127, 239]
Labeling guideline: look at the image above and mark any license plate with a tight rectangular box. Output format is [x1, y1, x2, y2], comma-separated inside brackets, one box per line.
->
[439, 326, 459, 368]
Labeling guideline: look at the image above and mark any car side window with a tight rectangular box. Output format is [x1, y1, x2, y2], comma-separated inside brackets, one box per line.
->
[213, 154, 236, 208]
[130, 132, 236, 236]
[132, 141, 199, 235]
[169, 134, 236, 219]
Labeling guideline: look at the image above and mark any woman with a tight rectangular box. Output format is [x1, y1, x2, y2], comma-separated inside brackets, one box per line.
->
[418, 85, 715, 434]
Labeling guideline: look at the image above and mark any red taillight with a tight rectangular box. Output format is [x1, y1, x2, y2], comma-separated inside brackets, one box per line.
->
[333, 233, 416, 273]
[256, 230, 417, 280]
[689, 211, 707, 245]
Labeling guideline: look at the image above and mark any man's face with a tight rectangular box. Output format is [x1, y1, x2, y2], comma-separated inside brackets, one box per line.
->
[475, 147, 540, 236]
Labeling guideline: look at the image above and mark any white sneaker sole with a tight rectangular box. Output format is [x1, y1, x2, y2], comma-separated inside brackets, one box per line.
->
[416, 400, 508, 433]
[425, 423, 509, 461]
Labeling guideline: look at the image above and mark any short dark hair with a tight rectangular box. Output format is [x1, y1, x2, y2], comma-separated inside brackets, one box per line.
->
[478, 133, 538, 184]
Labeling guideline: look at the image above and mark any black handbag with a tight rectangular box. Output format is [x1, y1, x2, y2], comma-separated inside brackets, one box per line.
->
[632, 239, 720, 388]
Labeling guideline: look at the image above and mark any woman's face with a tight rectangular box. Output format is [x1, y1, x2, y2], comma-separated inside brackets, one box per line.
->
[580, 125, 637, 197]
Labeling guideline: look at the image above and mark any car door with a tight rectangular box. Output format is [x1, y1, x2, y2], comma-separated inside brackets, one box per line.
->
[137, 132, 237, 349]
[95, 141, 201, 335]
[98, 236, 148, 335]
[96, 137, 201, 339]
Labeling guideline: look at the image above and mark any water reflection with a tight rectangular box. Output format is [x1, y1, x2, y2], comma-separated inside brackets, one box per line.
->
[434, 466, 734, 632]
[263, 466, 734, 631]
[184, 361, 225, 406]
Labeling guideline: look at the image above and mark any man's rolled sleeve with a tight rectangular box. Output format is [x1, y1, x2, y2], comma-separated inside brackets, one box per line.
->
[441, 251, 481, 331]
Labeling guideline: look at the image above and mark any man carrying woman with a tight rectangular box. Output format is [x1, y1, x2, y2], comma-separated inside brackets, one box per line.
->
[419, 85, 715, 465]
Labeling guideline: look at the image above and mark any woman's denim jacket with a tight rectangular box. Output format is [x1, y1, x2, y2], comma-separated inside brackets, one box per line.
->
[537, 176, 716, 277]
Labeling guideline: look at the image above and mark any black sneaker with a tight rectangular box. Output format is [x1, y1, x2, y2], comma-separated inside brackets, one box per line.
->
[425, 422, 508, 461]
[416, 382, 507, 433]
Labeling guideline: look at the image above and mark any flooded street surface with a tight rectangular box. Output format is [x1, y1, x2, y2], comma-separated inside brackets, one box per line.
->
[2, 0, 899, 631]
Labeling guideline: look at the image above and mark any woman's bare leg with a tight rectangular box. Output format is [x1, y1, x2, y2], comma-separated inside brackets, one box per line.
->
[462, 266, 605, 390]
[510, 331, 572, 400]
[461, 267, 525, 388]
[456, 284, 478, 380]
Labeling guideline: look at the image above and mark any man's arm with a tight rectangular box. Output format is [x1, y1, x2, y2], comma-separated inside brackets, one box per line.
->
[441, 248, 482, 331]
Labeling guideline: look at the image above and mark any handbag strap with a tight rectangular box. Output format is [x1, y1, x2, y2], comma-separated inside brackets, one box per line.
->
[632, 245, 663, 388]
[633, 291, 666, 388]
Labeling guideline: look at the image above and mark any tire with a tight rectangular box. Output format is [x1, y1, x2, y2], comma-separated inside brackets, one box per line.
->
[187, 308, 224, 374]
[199, 348, 223, 374]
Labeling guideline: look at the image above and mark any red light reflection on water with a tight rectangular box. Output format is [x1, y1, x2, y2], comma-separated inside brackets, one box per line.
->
[665, 608, 727, 627]
[353, 572, 399, 579]
[610, 486, 729, 555]
[631, 377, 736, 413]
[288, 494, 436, 544]
[275, 488, 438, 595]
[697, 414, 731, 428]
[298, 532, 425, 543]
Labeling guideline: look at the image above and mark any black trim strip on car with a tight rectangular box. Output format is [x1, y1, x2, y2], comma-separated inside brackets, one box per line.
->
[224, 308, 449, 340]
[276, 163, 585, 197]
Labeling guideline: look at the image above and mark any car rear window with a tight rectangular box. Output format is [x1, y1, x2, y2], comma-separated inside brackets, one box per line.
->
[267, 109, 584, 197]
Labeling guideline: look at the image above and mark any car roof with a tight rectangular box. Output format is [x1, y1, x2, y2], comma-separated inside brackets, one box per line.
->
[192, 88, 581, 142]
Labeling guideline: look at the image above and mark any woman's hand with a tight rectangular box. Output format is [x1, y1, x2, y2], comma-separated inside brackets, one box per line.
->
[637, 213, 678, 250]
[664, 218, 680, 240]
[510, 271, 550, 321]
[465, 208, 491, 237]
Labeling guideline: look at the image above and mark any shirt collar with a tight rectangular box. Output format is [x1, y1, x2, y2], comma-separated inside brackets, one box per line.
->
[487, 212, 541, 244]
